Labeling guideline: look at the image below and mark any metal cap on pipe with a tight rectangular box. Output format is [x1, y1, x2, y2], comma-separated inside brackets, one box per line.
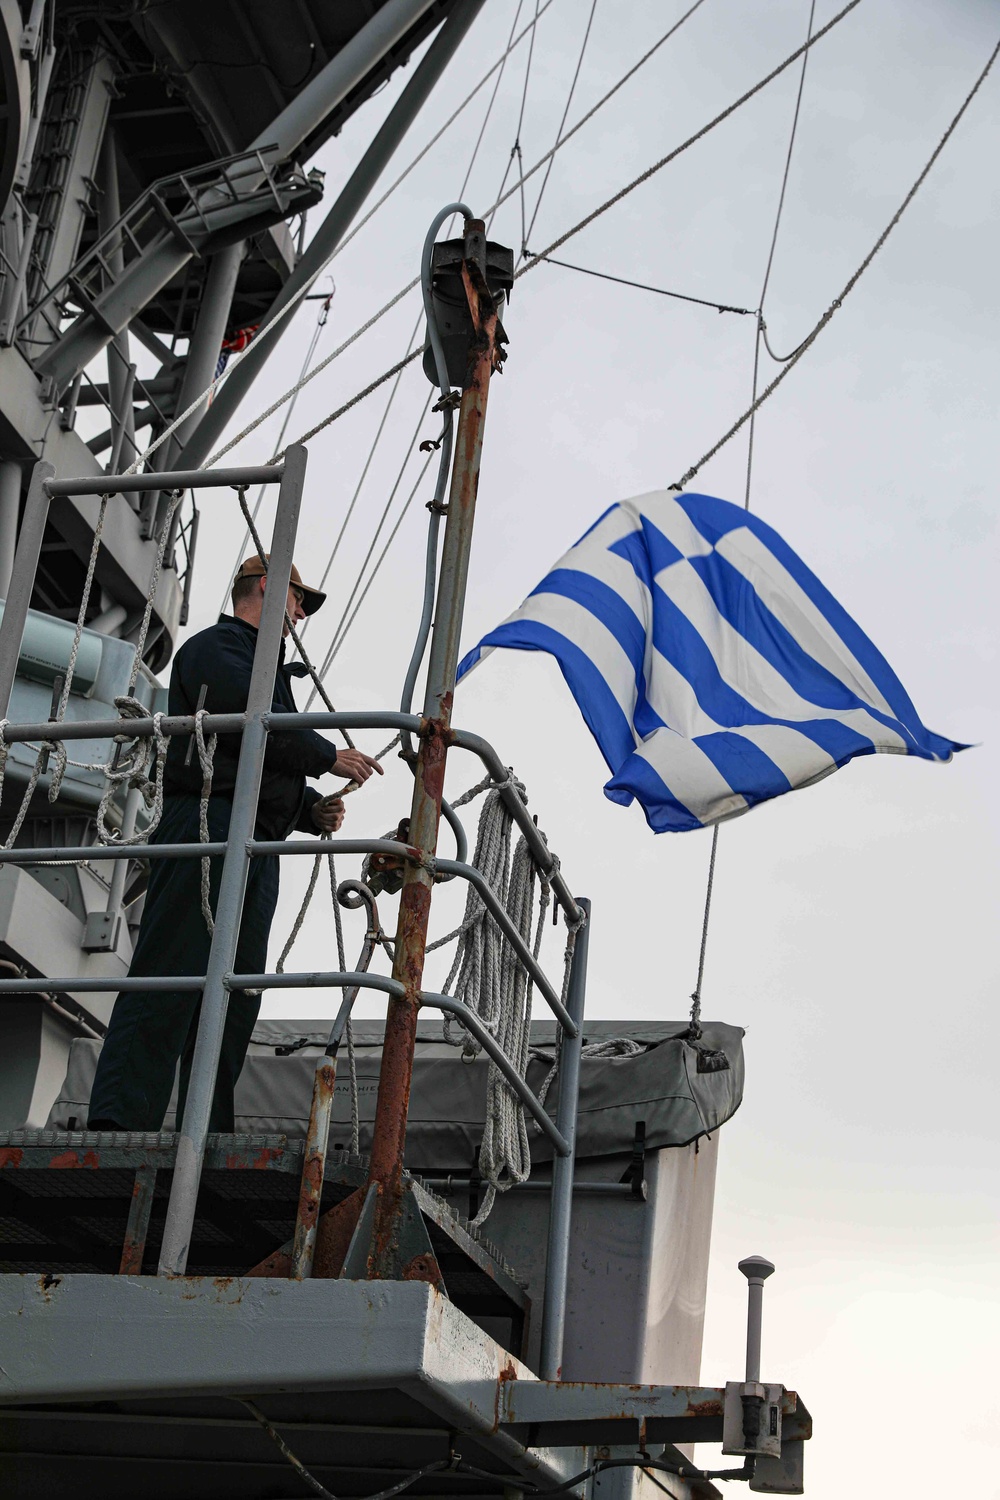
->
[738, 1254, 776, 1285]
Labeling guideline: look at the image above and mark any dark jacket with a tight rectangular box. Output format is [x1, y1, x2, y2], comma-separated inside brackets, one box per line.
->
[163, 615, 340, 840]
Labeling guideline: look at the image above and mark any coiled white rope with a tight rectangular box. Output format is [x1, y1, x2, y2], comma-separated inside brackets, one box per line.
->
[422, 773, 586, 1226]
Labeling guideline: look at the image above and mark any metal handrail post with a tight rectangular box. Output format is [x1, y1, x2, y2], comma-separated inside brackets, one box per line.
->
[539, 897, 591, 1381]
[157, 443, 308, 1275]
[0, 461, 54, 715]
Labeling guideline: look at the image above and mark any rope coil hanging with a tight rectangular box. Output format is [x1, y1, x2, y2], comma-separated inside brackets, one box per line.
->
[421, 773, 582, 1226]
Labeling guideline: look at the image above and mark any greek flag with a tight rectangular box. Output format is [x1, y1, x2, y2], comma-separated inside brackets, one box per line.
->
[458, 490, 963, 832]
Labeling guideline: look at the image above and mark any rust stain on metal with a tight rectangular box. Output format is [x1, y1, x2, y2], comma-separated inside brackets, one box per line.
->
[0, 1147, 23, 1169]
[224, 1145, 284, 1170]
[48, 1149, 99, 1170]
[313, 1186, 366, 1279]
[686, 1397, 725, 1419]
[417, 717, 450, 813]
[118, 1167, 155, 1276]
[493, 1357, 518, 1431]
[400, 1252, 444, 1288]
[250, 1146, 284, 1169]
[363, 233, 501, 1278]
[288, 1058, 338, 1276]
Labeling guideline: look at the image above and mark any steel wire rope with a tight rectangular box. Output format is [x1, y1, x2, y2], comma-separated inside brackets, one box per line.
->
[520, 0, 599, 256]
[485, 0, 541, 249]
[743, 0, 816, 510]
[115, 0, 561, 486]
[513, 0, 860, 283]
[187, 0, 866, 685]
[237, 1398, 455, 1500]
[319, 449, 435, 678]
[297, 24, 553, 695]
[256, 0, 863, 681]
[304, 394, 435, 705]
[217, 281, 336, 615]
[202, 0, 712, 474]
[300, 327, 424, 626]
[689, 0, 816, 1037]
[534, 253, 754, 315]
[297, 11, 524, 647]
[671, 23, 1000, 490]
[329, 0, 557, 265]
[268, 0, 860, 702]
[247, 0, 857, 471]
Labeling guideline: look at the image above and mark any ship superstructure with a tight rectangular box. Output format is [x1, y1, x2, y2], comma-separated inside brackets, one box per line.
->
[0, 0, 484, 1115]
[0, 4, 813, 1498]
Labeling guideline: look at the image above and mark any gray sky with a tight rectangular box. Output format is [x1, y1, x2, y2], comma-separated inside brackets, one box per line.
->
[182, 2, 999, 1491]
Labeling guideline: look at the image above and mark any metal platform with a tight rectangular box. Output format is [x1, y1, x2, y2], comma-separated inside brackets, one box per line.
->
[0, 1129, 528, 1353]
[0, 1273, 761, 1500]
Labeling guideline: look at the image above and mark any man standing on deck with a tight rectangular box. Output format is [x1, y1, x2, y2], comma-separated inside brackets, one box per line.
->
[88, 556, 382, 1133]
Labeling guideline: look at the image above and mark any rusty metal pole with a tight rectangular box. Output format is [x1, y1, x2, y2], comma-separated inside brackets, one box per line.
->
[366, 221, 503, 1277]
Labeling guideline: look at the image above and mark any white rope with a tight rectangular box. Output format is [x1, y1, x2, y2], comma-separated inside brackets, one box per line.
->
[471, 831, 548, 1226]
[422, 773, 565, 1226]
[57, 493, 109, 720]
[193, 709, 218, 934]
[534, 1033, 643, 1118]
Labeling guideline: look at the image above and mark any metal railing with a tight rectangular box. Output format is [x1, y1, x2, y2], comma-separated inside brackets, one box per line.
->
[16, 146, 313, 348]
[0, 450, 589, 1380]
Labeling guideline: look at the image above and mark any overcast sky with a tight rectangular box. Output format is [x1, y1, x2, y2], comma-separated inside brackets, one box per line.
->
[181, 2, 998, 1492]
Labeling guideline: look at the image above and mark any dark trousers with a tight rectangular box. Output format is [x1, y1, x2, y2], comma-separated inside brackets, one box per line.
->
[88, 794, 279, 1133]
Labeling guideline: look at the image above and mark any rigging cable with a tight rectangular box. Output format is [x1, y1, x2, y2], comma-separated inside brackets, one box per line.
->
[122, 0, 559, 482]
[218, 281, 335, 615]
[200, 0, 713, 474]
[314, 449, 435, 683]
[520, 0, 599, 256]
[671, 23, 1000, 490]
[306, 394, 434, 700]
[535, 254, 753, 316]
[297, 4, 529, 647]
[515, 0, 860, 280]
[689, 0, 816, 1037]
[486, 0, 541, 251]
[331, 0, 556, 265]
[743, 0, 816, 510]
[221, 0, 864, 706]
[190, 0, 878, 688]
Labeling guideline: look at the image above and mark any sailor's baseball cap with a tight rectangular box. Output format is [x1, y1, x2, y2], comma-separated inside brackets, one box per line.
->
[233, 554, 326, 615]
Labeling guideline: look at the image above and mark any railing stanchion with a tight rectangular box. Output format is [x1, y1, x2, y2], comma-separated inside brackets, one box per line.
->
[0, 461, 54, 715]
[157, 444, 308, 1276]
[539, 896, 591, 1381]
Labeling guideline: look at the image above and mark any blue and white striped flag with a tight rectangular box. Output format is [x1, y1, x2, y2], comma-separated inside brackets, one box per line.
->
[458, 490, 963, 832]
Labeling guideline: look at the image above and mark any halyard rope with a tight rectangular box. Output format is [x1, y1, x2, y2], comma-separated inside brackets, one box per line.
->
[672, 27, 1000, 489]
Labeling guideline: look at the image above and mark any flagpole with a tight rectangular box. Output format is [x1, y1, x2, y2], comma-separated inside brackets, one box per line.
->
[365, 219, 506, 1277]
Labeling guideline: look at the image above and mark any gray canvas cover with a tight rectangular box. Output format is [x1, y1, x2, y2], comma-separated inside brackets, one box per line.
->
[48, 1018, 744, 1167]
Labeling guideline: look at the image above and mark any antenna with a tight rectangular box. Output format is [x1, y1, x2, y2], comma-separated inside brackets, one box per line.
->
[738, 1253, 775, 1384]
